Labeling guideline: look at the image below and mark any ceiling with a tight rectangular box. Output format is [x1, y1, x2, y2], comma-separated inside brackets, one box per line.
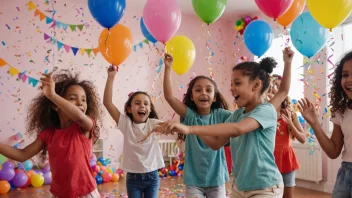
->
[67, 0, 261, 20]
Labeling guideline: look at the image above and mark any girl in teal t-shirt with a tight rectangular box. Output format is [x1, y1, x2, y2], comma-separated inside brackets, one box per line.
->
[163, 53, 231, 197]
[156, 47, 294, 197]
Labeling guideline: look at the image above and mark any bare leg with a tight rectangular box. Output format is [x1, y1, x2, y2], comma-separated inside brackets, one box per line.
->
[283, 187, 293, 198]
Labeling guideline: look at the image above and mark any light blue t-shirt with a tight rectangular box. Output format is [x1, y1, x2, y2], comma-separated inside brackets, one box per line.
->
[182, 107, 231, 187]
[227, 102, 283, 191]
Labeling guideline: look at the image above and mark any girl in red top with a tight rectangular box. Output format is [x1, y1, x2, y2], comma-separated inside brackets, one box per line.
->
[270, 76, 306, 198]
[0, 70, 102, 198]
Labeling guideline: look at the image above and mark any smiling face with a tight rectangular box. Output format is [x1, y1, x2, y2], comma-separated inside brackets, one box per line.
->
[341, 60, 352, 100]
[230, 70, 261, 108]
[62, 85, 87, 113]
[191, 78, 216, 113]
[127, 93, 152, 124]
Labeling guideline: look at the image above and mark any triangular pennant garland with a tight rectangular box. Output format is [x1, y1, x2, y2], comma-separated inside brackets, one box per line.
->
[46, 16, 53, 24]
[63, 44, 71, 53]
[86, 49, 92, 56]
[79, 48, 86, 56]
[77, 25, 84, 31]
[71, 47, 79, 56]
[69, 25, 76, 31]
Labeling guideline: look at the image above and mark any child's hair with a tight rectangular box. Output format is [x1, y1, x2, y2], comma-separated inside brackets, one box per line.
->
[330, 51, 352, 117]
[233, 57, 278, 94]
[26, 70, 102, 161]
[124, 91, 159, 120]
[182, 76, 229, 111]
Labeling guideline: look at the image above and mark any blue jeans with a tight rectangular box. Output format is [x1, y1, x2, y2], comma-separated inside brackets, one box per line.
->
[126, 170, 160, 198]
[332, 162, 352, 198]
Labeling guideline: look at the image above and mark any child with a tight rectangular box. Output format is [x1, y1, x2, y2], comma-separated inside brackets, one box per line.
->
[0, 70, 102, 198]
[274, 94, 306, 198]
[297, 51, 352, 198]
[155, 47, 294, 198]
[103, 66, 164, 198]
[163, 53, 231, 197]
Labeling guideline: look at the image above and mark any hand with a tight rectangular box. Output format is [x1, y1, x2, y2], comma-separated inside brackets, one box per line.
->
[297, 98, 318, 125]
[107, 65, 118, 79]
[40, 72, 56, 100]
[164, 53, 173, 69]
[153, 121, 190, 135]
[283, 47, 294, 65]
[281, 109, 293, 126]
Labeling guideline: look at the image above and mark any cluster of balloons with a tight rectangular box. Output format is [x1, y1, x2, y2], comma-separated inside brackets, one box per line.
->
[0, 161, 49, 195]
[235, 16, 259, 35]
[89, 153, 121, 185]
[158, 154, 184, 178]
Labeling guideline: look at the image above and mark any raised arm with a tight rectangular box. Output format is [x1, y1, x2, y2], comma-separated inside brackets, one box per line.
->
[298, 98, 343, 159]
[198, 136, 230, 150]
[282, 110, 306, 143]
[40, 73, 93, 132]
[103, 66, 121, 125]
[163, 54, 187, 118]
[270, 47, 293, 109]
[0, 139, 43, 162]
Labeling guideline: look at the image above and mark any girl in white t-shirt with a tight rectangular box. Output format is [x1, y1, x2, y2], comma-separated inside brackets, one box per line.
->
[103, 66, 164, 198]
[298, 51, 352, 198]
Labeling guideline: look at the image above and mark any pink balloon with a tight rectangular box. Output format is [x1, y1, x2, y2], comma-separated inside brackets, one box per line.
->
[255, 0, 293, 19]
[143, 0, 181, 43]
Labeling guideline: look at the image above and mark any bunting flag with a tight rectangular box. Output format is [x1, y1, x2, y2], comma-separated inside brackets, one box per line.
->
[43, 32, 98, 56]
[0, 58, 40, 88]
[26, 1, 87, 32]
[133, 39, 149, 52]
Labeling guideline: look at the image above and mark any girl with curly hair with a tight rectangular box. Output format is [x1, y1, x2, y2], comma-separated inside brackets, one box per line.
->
[298, 51, 352, 198]
[0, 70, 102, 198]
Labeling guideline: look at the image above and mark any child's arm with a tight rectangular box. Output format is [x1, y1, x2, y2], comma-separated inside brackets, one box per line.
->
[198, 136, 230, 150]
[103, 66, 121, 125]
[40, 73, 93, 132]
[163, 54, 187, 118]
[298, 98, 344, 159]
[0, 140, 43, 162]
[282, 110, 306, 143]
[269, 47, 293, 109]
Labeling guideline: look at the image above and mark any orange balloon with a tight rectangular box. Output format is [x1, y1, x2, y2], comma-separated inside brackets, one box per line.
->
[111, 173, 120, 182]
[277, 0, 305, 27]
[0, 181, 10, 195]
[98, 24, 133, 65]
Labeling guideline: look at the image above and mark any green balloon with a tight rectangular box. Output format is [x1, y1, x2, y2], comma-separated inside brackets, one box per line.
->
[236, 20, 241, 26]
[192, 0, 227, 24]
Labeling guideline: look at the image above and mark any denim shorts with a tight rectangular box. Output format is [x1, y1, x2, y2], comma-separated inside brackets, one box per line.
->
[332, 162, 352, 198]
[186, 184, 226, 198]
[126, 170, 160, 198]
[281, 170, 296, 187]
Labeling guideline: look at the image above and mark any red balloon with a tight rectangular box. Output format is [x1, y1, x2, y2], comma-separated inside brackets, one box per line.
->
[255, 0, 294, 19]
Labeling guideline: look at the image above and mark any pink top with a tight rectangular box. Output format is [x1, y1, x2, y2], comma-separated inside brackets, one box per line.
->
[331, 109, 352, 162]
[38, 121, 96, 197]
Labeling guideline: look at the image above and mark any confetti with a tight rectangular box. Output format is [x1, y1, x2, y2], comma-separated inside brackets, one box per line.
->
[6, 24, 10, 30]
[1, 41, 5, 46]
[16, 7, 20, 11]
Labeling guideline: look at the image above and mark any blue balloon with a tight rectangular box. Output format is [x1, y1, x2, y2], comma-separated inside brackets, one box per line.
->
[244, 20, 273, 57]
[23, 160, 33, 171]
[290, 12, 328, 58]
[140, 17, 157, 43]
[95, 175, 103, 184]
[88, 0, 126, 29]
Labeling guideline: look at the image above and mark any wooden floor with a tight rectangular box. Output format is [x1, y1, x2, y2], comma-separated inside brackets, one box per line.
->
[0, 176, 331, 198]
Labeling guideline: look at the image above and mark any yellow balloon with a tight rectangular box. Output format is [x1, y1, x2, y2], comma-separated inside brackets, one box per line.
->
[106, 168, 113, 173]
[166, 36, 196, 75]
[31, 174, 44, 187]
[307, 0, 352, 30]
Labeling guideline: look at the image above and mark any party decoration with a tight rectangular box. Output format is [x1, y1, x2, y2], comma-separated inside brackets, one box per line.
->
[95, 175, 103, 184]
[102, 172, 112, 183]
[12, 172, 28, 188]
[166, 35, 196, 75]
[0, 154, 7, 164]
[2, 162, 14, 170]
[158, 152, 184, 178]
[98, 24, 132, 65]
[111, 173, 120, 182]
[244, 20, 273, 57]
[235, 16, 259, 35]
[43, 172, 52, 184]
[0, 181, 10, 195]
[0, 168, 15, 181]
[277, 0, 305, 28]
[192, 0, 227, 24]
[143, 0, 181, 43]
[307, 0, 352, 30]
[88, 0, 126, 29]
[290, 12, 328, 58]
[26, 1, 87, 32]
[255, 0, 294, 19]
[31, 174, 44, 187]
[23, 160, 33, 171]
[140, 18, 157, 43]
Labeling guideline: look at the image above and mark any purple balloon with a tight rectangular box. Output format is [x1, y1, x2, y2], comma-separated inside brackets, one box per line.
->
[2, 161, 15, 170]
[17, 162, 24, 170]
[42, 164, 50, 173]
[0, 168, 15, 181]
[12, 172, 28, 187]
[90, 159, 97, 167]
[43, 172, 52, 184]
[35, 170, 43, 176]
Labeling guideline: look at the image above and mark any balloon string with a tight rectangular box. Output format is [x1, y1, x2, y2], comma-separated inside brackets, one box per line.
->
[105, 29, 110, 44]
[206, 25, 213, 65]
